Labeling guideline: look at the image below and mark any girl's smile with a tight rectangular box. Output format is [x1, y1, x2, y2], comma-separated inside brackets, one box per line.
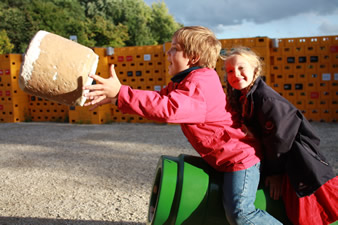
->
[225, 55, 256, 90]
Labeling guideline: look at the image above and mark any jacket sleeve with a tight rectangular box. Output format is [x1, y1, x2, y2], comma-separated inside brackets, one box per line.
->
[117, 81, 207, 123]
[259, 97, 302, 155]
[254, 97, 301, 175]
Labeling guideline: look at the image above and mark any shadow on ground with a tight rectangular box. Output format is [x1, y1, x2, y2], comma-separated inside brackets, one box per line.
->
[0, 217, 145, 225]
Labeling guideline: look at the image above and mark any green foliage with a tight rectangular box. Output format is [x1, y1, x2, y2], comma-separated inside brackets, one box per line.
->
[0, 6, 36, 53]
[0, 30, 14, 54]
[108, 0, 155, 46]
[88, 15, 128, 47]
[149, 2, 183, 44]
[82, 0, 181, 46]
[0, 0, 181, 53]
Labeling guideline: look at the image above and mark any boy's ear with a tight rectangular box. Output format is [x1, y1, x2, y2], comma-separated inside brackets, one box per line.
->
[190, 55, 201, 65]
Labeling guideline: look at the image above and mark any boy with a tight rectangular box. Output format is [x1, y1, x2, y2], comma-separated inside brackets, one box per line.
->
[83, 26, 281, 225]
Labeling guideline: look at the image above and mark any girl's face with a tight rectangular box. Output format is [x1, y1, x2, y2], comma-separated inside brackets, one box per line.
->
[225, 55, 256, 90]
[167, 38, 190, 76]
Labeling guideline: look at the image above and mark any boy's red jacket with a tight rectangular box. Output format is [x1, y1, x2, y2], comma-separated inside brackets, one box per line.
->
[117, 67, 261, 172]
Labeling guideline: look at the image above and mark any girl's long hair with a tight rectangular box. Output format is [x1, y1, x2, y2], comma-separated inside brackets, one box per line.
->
[222, 47, 263, 122]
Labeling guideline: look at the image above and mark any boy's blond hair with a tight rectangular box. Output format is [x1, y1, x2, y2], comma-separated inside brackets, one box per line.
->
[172, 26, 221, 69]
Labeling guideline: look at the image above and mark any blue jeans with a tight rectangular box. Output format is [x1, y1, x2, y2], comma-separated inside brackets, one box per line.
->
[222, 162, 282, 225]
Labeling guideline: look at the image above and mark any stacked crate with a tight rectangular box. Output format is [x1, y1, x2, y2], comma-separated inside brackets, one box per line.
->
[270, 36, 338, 122]
[218, 37, 271, 88]
[331, 37, 338, 122]
[68, 104, 112, 124]
[163, 42, 172, 85]
[0, 34, 337, 124]
[107, 45, 166, 123]
[0, 54, 30, 122]
[28, 96, 69, 122]
[108, 45, 166, 90]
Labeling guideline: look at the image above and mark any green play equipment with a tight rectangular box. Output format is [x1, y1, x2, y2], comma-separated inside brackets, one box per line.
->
[147, 154, 292, 225]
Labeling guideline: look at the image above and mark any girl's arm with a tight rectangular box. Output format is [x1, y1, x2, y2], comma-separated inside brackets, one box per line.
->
[259, 97, 301, 154]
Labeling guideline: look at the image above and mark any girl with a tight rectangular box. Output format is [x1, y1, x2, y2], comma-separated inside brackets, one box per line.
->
[83, 27, 281, 224]
[223, 47, 338, 225]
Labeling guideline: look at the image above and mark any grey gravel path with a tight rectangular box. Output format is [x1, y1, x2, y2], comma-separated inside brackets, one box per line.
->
[0, 122, 336, 225]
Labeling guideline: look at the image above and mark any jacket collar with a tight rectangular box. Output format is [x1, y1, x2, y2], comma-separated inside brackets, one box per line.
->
[171, 66, 202, 83]
[242, 76, 263, 120]
[246, 76, 262, 97]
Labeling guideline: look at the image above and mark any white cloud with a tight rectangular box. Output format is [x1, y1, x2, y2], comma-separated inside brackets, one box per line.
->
[319, 22, 338, 33]
[145, 0, 338, 38]
[216, 11, 338, 39]
[161, 0, 337, 27]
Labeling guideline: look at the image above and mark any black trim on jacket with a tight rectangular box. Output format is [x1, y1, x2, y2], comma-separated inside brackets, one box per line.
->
[171, 66, 201, 83]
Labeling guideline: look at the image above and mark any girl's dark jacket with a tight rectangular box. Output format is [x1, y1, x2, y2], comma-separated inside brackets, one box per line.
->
[242, 77, 335, 197]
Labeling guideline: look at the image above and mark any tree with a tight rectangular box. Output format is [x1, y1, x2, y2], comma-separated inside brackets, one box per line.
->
[149, 2, 182, 44]
[110, 0, 154, 46]
[26, 0, 94, 46]
[0, 5, 37, 53]
[88, 15, 128, 47]
[0, 0, 181, 53]
[0, 30, 14, 54]
[79, 0, 181, 46]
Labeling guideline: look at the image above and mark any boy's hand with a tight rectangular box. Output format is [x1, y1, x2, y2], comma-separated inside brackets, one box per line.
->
[265, 175, 283, 200]
[83, 64, 121, 110]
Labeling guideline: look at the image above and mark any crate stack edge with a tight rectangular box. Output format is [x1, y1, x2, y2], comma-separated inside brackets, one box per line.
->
[107, 45, 167, 124]
[0, 54, 30, 122]
[1, 34, 337, 124]
[269, 35, 338, 122]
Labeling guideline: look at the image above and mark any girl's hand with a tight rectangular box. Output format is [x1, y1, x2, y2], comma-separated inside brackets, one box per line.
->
[265, 175, 283, 200]
[83, 64, 121, 110]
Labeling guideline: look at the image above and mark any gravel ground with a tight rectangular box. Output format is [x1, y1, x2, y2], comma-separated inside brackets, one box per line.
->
[0, 122, 336, 225]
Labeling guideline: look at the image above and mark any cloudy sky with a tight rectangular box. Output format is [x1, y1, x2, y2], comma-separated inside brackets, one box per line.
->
[144, 0, 338, 40]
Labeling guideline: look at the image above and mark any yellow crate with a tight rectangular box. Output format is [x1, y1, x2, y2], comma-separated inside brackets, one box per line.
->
[330, 109, 337, 122]
[220, 39, 233, 48]
[307, 109, 321, 122]
[242, 38, 255, 47]
[255, 37, 269, 47]
[92, 47, 106, 57]
[319, 36, 332, 45]
[0, 102, 29, 123]
[293, 46, 305, 55]
[294, 99, 306, 111]
[306, 37, 321, 46]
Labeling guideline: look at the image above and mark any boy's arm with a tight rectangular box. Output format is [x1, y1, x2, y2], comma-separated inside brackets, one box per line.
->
[117, 81, 207, 123]
[84, 64, 208, 123]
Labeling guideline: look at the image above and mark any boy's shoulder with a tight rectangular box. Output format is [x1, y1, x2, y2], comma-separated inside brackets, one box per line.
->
[184, 67, 218, 81]
[190, 67, 218, 76]
[183, 68, 222, 90]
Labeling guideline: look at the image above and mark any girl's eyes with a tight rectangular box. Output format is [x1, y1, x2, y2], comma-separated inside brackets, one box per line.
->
[227, 66, 245, 73]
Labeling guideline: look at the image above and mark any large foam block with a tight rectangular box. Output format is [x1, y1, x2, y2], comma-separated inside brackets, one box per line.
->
[19, 30, 99, 106]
